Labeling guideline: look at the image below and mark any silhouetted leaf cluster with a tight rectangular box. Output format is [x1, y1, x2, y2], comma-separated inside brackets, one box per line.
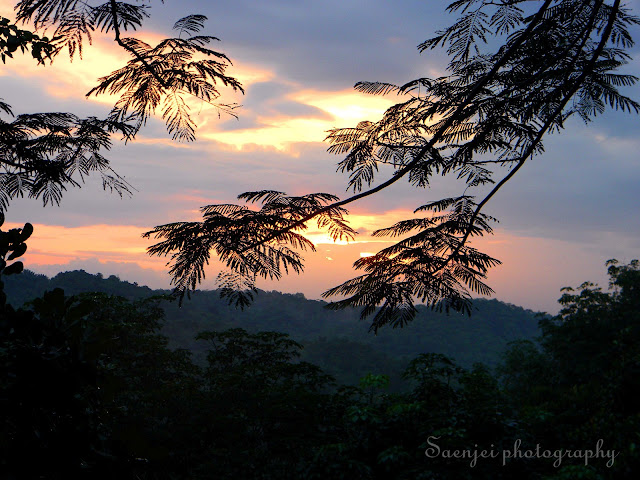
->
[0, 109, 135, 209]
[14, 0, 245, 138]
[0, 16, 55, 63]
[1, 3, 242, 211]
[324, 196, 500, 332]
[87, 14, 244, 141]
[145, 190, 355, 304]
[150, 0, 638, 331]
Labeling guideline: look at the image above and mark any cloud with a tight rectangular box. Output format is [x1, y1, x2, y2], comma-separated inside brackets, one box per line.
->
[240, 81, 333, 119]
[186, 0, 452, 88]
[0, 35, 129, 104]
[486, 124, 640, 241]
[198, 85, 399, 151]
[2, 0, 639, 317]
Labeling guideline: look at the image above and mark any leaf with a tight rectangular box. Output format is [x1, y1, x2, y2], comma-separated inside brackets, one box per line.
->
[354, 81, 400, 96]
[7, 243, 27, 260]
[92, 2, 148, 34]
[173, 15, 208, 36]
[3, 260, 23, 275]
[20, 222, 34, 241]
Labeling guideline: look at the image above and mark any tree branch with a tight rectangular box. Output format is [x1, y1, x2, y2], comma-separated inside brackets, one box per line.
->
[109, 0, 169, 89]
[438, 0, 619, 273]
[239, 0, 556, 254]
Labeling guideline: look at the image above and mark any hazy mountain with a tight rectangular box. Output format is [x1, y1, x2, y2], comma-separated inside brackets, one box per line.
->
[4, 269, 543, 385]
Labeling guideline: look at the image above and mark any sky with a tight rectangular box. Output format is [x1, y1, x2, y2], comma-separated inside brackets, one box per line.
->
[1, 0, 640, 313]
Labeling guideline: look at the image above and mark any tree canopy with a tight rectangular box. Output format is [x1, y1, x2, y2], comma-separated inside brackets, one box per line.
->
[145, 0, 639, 331]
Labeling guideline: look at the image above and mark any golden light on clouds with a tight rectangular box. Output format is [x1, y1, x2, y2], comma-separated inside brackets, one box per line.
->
[303, 231, 353, 245]
[202, 87, 399, 151]
[299, 208, 419, 248]
[349, 209, 419, 235]
[0, 15, 244, 114]
[231, 63, 275, 89]
[0, 4, 397, 154]
[203, 118, 332, 151]
[293, 89, 398, 126]
[0, 34, 130, 104]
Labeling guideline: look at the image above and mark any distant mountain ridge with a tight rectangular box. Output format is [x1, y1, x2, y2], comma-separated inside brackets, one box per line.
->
[4, 269, 543, 385]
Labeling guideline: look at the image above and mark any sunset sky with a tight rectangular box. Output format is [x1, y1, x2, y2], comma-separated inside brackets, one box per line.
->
[2, 0, 640, 313]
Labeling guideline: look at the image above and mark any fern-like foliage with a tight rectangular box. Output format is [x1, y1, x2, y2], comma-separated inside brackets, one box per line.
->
[15, 0, 148, 57]
[2, 3, 243, 209]
[217, 271, 257, 310]
[13, 3, 243, 140]
[144, 191, 355, 304]
[87, 14, 244, 141]
[0, 106, 135, 210]
[150, 0, 638, 331]
[323, 196, 500, 332]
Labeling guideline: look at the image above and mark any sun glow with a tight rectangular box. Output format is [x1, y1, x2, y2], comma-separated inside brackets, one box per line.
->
[303, 232, 352, 246]
[293, 89, 398, 126]
[201, 87, 400, 151]
[203, 118, 332, 151]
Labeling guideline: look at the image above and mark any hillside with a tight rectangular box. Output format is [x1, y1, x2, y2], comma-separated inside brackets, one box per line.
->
[4, 269, 543, 385]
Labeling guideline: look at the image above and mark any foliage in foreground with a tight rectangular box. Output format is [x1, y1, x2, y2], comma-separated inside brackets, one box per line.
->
[147, 0, 639, 332]
[1, 2, 242, 211]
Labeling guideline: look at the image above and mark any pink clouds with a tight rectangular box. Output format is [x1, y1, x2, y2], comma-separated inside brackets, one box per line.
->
[5, 219, 617, 315]
[1, 0, 637, 316]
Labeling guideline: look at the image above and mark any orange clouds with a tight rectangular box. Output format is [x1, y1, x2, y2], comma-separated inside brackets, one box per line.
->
[4, 217, 617, 314]
[202, 118, 331, 151]
[301, 208, 420, 246]
[292, 88, 398, 126]
[0, 7, 399, 156]
[5, 222, 164, 270]
[0, 33, 130, 102]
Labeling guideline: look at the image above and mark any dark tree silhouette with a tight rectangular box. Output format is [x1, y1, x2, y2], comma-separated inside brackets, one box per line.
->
[1, 2, 242, 210]
[146, 0, 639, 332]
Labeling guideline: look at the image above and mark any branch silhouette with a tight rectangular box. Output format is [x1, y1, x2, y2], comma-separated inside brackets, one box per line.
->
[147, 0, 638, 330]
[2, 1, 242, 209]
